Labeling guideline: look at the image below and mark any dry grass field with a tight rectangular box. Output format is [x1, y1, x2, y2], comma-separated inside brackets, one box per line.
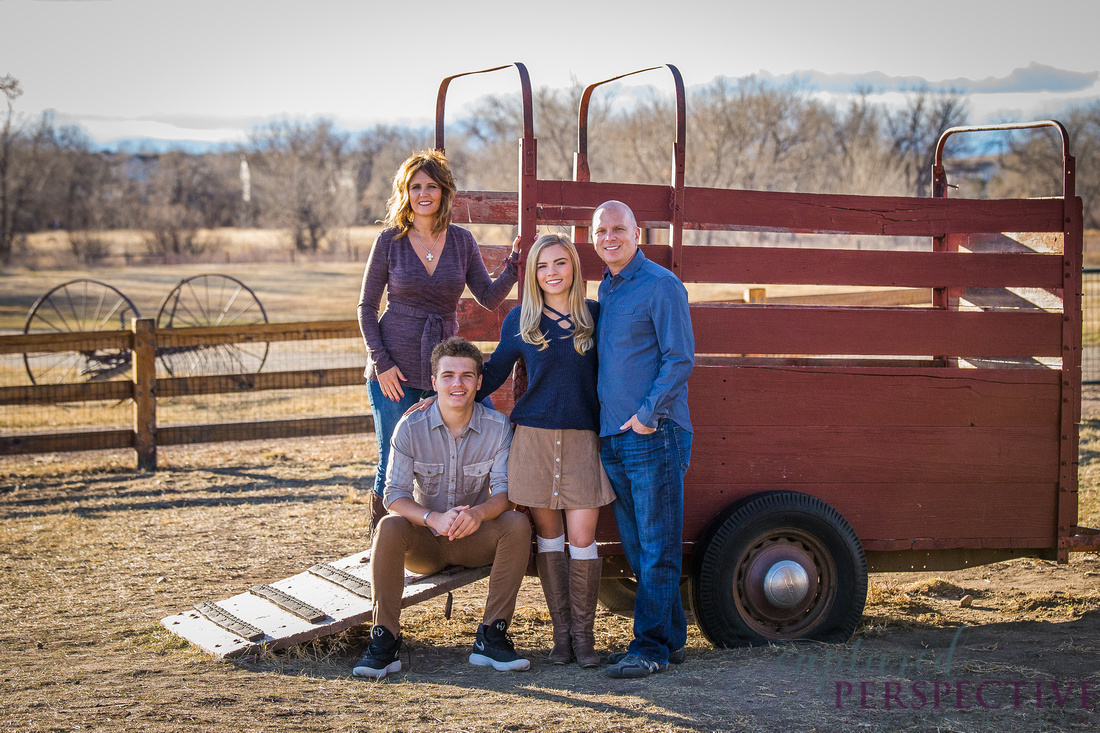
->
[3, 224, 526, 332]
[1, 394, 1099, 733]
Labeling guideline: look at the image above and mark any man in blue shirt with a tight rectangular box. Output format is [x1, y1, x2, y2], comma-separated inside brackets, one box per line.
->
[592, 200, 694, 679]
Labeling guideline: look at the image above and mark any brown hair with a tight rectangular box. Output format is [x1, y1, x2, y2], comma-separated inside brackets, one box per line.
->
[430, 337, 484, 377]
[383, 149, 456, 237]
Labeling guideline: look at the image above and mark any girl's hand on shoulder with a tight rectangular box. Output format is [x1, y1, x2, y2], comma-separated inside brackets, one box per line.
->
[403, 395, 436, 416]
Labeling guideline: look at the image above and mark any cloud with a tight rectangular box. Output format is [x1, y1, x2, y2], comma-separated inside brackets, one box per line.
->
[51, 112, 254, 149]
[752, 62, 1099, 95]
[965, 63, 1099, 93]
[72, 112, 267, 133]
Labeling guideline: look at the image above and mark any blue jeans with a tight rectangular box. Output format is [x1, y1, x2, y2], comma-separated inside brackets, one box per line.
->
[366, 381, 434, 497]
[602, 419, 692, 664]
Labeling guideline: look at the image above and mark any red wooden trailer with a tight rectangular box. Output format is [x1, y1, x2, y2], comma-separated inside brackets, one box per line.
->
[440, 63, 1099, 649]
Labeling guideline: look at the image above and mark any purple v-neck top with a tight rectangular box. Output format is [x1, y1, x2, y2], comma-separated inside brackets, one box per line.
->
[357, 224, 517, 390]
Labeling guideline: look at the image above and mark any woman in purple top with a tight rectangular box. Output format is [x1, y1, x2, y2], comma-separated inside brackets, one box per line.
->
[357, 150, 519, 530]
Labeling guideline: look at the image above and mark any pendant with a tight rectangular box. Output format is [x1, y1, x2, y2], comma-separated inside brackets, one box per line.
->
[426, 253, 433, 262]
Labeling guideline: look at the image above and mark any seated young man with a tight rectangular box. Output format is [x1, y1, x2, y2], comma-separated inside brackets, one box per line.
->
[353, 337, 532, 679]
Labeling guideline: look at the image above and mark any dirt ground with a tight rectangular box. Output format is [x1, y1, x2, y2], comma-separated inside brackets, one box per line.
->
[3, 399, 1100, 733]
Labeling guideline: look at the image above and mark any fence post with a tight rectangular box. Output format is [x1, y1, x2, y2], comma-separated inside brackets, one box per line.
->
[132, 318, 157, 471]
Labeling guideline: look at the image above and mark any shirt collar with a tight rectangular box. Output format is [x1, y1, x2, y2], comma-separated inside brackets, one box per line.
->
[602, 247, 646, 283]
[426, 399, 482, 435]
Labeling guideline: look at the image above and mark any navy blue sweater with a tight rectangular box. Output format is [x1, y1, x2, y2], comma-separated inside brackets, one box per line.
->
[477, 300, 601, 431]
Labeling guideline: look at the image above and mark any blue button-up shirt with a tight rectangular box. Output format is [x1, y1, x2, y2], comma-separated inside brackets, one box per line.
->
[596, 249, 694, 437]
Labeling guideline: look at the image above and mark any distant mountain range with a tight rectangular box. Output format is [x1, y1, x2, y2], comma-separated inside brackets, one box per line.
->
[752, 62, 1099, 95]
[91, 63, 1098, 154]
[96, 138, 242, 155]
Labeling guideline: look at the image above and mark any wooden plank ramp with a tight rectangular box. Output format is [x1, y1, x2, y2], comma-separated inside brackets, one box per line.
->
[160, 549, 490, 658]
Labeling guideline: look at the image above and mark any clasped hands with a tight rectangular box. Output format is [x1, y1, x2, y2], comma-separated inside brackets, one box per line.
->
[425, 504, 481, 540]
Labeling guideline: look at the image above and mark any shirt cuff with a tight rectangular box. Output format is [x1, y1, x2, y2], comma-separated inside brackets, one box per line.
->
[382, 488, 413, 510]
[371, 351, 397, 376]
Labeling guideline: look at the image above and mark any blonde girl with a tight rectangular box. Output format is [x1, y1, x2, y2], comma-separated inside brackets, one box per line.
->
[478, 233, 614, 668]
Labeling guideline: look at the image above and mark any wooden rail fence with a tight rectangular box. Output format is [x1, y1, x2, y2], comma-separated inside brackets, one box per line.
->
[0, 305, 514, 470]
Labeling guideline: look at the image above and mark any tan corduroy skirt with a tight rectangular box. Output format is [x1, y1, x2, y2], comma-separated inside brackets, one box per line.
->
[507, 426, 615, 510]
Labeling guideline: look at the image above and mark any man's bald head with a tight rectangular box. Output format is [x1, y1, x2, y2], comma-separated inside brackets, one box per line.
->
[591, 200, 641, 276]
[592, 200, 637, 229]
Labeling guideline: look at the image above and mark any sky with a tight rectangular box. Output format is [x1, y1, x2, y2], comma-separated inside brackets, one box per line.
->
[2, 0, 1099, 147]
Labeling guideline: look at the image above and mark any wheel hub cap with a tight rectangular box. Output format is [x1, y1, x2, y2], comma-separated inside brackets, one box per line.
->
[740, 538, 822, 625]
[763, 560, 810, 608]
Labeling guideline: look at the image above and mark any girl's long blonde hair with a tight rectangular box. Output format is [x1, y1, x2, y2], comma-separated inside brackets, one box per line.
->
[519, 234, 594, 354]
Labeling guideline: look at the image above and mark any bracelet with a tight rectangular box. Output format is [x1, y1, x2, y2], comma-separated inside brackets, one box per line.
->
[422, 509, 432, 526]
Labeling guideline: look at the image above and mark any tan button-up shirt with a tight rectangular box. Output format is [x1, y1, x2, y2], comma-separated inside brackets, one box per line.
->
[382, 401, 513, 534]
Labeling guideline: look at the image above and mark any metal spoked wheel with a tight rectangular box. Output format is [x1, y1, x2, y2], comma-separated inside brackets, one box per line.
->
[23, 279, 140, 384]
[155, 274, 269, 376]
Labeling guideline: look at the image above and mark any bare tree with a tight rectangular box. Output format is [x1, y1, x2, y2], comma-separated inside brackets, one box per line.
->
[136, 151, 239, 254]
[1, 108, 63, 263]
[828, 88, 909, 196]
[993, 101, 1099, 228]
[45, 125, 116, 262]
[591, 88, 676, 186]
[354, 124, 430, 223]
[1, 73, 23, 263]
[54, 125, 109, 229]
[884, 87, 969, 197]
[458, 81, 602, 187]
[248, 118, 353, 251]
[686, 76, 838, 192]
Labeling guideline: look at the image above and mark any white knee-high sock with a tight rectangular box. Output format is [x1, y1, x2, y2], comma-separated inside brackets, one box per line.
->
[537, 534, 566, 554]
[568, 542, 599, 560]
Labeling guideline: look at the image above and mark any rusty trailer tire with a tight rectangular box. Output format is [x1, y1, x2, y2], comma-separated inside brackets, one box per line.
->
[596, 577, 639, 617]
[689, 491, 867, 647]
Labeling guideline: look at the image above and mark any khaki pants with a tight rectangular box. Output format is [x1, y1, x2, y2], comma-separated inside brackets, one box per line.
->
[370, 510, 532, 633]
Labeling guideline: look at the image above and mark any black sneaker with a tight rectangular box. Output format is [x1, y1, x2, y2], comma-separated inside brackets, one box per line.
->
[605, 652, 662, 678]
[609, 647, 686, 666]
[468, 619, 530, 671]
[352, 625, 402, 679]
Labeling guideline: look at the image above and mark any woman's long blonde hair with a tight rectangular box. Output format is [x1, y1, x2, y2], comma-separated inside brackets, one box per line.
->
[519, 234, 594, 354]
[382, 150, 455, 237]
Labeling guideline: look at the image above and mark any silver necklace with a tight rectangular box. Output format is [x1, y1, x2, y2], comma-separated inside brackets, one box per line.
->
[411, 228, 442, 262]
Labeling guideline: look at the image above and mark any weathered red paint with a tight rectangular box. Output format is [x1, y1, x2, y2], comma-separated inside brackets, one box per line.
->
[442, 67, 1095, 567]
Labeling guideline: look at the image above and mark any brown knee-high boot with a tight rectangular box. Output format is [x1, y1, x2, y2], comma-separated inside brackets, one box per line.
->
[569, 557, 602, 668]
[536, 552, 573, 664]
